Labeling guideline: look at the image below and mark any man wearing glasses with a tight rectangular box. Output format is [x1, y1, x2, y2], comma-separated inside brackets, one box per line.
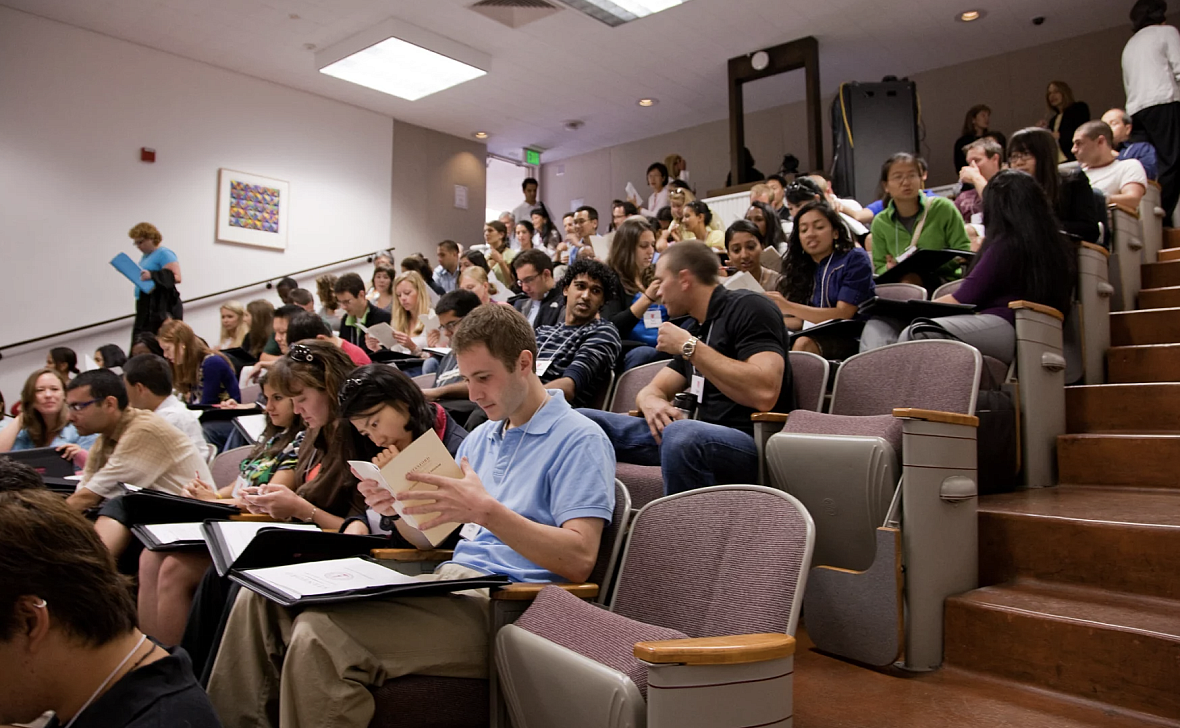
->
[418, 290, 483, 425]
[511, 249, 564, 330]
[62, 370, 212, 512]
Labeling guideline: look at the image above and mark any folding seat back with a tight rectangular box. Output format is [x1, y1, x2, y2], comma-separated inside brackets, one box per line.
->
[766, 340, 981, 671]
[239, 383, 261, 406]
[1108, 202, 1144, 311]
[1075, 242, 1113, 384]
[874, 282, 928, 301]
[1141, 181, 1165, 263]
[211, 446, 254, 489]
[587, 370, 616, 411]
[1009, 302, 1068, 488]
[789, 350, 828, 413]
[932, 279, 963, 300]
[496, 486, 814, 728]
[608, 360, 667, 414]
[411, 372, 436, 389]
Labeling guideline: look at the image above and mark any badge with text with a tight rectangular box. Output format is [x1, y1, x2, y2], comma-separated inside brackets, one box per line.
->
[535, 359, 553, 377]
[690, 374, 705, 400]
[460, 523, 482, 541]
[643, 308, 663, 329]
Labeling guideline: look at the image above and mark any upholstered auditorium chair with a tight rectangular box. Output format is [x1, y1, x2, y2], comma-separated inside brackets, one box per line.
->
[614, 351, 829, 511]
[766, 339, 982, 671]
[873, 282, 928, 301]
[496, 485, 814, 728]
[367, 480, 632, 728]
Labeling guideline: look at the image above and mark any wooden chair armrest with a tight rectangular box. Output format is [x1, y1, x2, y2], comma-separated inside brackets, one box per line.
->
[1079, 241, 1110, 257]
[628, 410, 641, 417]
[1108, 202, 1140, 219]
[229, 513, 281, 522]
[370, 548, 454, 562]
[751, 412, 789, 423]
[892, 408, 979, 427]
[1149, 180, 1162, 191]
[634, 633, 796, 666]
[1008, 300, 1064, 321]
[490, 583, 599, 601]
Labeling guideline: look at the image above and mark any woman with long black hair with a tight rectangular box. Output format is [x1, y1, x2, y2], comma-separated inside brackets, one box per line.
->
[767, 202, 875, 358]
[860, 169, 1075, 363]
[1006, 126, 1102, 243]
[338, 364, 467, 547]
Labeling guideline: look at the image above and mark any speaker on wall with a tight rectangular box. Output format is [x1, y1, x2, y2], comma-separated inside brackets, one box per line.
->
[830, 81, 920, 205]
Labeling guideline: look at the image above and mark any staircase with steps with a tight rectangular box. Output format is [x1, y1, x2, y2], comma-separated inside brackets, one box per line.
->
[943, 231, 1180, 725]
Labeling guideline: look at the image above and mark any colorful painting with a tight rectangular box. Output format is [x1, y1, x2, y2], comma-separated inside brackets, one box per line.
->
[216, 169, 289, 250]
[229, 181, 282, 233]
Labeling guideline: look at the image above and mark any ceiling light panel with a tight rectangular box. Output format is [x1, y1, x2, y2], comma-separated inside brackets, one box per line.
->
[316, 19, 490, 101]
[561, 0, 685, 27]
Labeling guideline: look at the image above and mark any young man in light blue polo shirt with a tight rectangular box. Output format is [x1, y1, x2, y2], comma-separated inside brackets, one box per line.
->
[208, 304, 616, 728]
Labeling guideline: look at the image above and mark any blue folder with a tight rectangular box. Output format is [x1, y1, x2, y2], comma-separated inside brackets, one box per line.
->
[111, 252, 155, 293]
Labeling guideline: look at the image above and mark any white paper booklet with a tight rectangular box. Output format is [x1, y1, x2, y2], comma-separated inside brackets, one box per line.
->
[347, 429, 463, 547]
[141, 522, 207, 545]
[625, 181, 641, 203]
[356, 321, 408, 354]
[722, 270, 765, 293]
[204, 521, 320, 564]
[245, 556, 418, 600]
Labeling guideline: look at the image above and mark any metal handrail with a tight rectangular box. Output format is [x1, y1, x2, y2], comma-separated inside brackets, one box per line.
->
[0, 251, 382, 356]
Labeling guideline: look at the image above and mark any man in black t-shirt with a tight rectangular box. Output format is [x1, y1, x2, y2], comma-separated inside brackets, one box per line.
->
[0, 489, 221, 728]
[579, 242, 793, 495]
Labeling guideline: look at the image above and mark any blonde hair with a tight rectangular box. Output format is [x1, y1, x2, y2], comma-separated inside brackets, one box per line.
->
[669, 188, 696, 206]
[127, 222, 162, 244]
[218, 300, 249, 348]
[460, 266, 499, 300]
[664, 154, 685, 176]
[391, 271, 433, 335]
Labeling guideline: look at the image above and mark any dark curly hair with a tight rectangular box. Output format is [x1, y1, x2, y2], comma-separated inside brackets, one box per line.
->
[776, 201, 855, 305]
[745, 201, 788, 250]
[558, 258, 619, 304]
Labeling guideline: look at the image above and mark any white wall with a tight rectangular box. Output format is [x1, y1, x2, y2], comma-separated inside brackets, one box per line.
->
[0, 7, 394, 402]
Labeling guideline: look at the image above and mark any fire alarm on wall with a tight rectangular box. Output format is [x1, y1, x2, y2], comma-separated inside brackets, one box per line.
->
[140, 147, 156, 163]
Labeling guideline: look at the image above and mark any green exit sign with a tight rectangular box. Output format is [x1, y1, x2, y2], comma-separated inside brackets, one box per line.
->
[525, 149, 541, 166]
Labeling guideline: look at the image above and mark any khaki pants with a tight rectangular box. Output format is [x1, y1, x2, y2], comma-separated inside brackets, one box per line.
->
[207, 564, 490, 728]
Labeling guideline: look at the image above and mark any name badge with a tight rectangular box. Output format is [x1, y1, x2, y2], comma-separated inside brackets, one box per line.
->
[460, 523, 482, 541]
[643, 308, 663, 329]
[690, 374, 705, 400]
[535, 359, 553, 377]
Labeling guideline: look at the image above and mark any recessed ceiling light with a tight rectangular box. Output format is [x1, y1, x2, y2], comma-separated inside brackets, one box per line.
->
[316, 20, 489, 101]
[562, 0, 685, 27]
[637, 98, 658, 107]
[473, 131, 489, 139]
[956, 9, 985, 22]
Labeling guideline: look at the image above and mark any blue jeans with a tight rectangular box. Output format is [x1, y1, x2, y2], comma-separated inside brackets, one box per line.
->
[577, 409, 759, 495]
[622, 345, 671, 372]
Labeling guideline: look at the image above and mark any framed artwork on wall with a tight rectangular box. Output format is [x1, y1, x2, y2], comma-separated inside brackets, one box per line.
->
[216, 168, 289, 250]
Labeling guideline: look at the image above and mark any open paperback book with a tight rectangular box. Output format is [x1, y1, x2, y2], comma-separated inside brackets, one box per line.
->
[230, 556, 510, 607]
[348, 429, 463, 547]
[721, 270, 765, 293]
[201, 520, 383, 577]
[356, 321, 408, 354]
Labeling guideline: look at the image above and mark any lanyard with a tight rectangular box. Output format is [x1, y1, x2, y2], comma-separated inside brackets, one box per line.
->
[65, 634, 148, 728]
[496, 395, 549, 489]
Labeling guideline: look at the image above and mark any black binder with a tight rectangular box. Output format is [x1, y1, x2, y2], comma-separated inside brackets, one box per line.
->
[787, 319, 866, 344]
[229, 556, 511, 607]
[119, 490, 240, 525]
[858, 297, 976, 324]
[873, 249, 973, 286]
[192, 405, 264, 422]
[202, 521, 387, 577]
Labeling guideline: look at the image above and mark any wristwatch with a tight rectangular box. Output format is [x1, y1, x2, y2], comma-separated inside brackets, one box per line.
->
[682, 336, 699, 360]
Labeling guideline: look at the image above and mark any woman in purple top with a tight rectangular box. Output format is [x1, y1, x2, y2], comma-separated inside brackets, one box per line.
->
[859, 170, 1075, 363]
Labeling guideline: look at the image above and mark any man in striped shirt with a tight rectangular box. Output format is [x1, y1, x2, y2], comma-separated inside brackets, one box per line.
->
[533, 259, 622, 408]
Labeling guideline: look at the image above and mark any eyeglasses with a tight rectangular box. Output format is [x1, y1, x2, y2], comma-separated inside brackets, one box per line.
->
[288, 344, 320, 365]
[517, 273, 541, 287]
[67, 398, 100, 412]
[442, 318, 464, 335]
[1008, 152, 1033, 164]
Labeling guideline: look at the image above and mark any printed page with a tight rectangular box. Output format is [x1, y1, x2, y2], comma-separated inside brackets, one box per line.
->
[722, 270, 765, 293]
[142, 522, 206, 545]
[348, 429, 462, 547]
[235, 414, 268, 443]
[356, 321, 406, 353]
[208, 521, 320, 563]
[246, 556, 418, 600]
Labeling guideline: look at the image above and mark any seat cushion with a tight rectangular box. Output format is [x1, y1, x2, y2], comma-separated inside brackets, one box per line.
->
[615, 463, 664, 509]
[370, 676, 488, 728]
[514, 585, 688, 698]
[782, 411, 903, 457]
